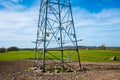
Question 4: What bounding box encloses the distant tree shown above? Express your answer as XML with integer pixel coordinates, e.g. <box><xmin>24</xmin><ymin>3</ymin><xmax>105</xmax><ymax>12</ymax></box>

<box><xmin>7</xmin><ymin>46</ymin><xmax>19</xmax><ymax>51</ymax></box>
<box><xmin>0</xmin><ymin>47</ymin><xmax>6</xmax><ymax>53</ymax></box>
<box><xmin>99</xmin><ymin>44</ymin><xmax>106</xmax><ymax>50</ymax></box>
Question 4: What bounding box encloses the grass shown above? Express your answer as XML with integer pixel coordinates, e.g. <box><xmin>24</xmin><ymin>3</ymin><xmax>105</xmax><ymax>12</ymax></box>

<box><xmin>0</xmin><ymin>50</ymin><xmax>120</xmax><ymax>62</ymax></box>
<box><xmin>79</xmin><ymin>50</ymin><xmax>120</xmax><ymax>62</ymax></box>
<box><xmin>0</xmin><ymin>50</ymin><xmax>34</xmax><ymax>61</ymax></box>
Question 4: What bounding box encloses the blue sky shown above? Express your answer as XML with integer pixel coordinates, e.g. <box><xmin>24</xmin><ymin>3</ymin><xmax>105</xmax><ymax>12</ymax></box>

<box><xmin>0</xmin><ymin>0</ymin><xmax>120</xmax><ymax>48</ymax></box>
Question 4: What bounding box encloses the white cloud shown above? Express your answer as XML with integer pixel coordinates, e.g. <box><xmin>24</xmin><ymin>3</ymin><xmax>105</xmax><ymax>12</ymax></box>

<box><xmin>0</xmin><ymin>1</ymin><xmax>39</xmax><ymax>41</ymax></box>
<box><xmin>0</xmin><ymin>0</ymin><xmax>41</xmax><ymax>48</ymax></box>
<box><xmin>0</xmin><ymin>0</ymin><xmax>120</xmax><ymax>47</ymax></box>
<box><xmin>73</xmin><ymin>7</ymin><xmax>120</xmax><ymax>27</ymax></box>
<box><xmin>0</xmin><ymin>0</ymin><xmax>25</xmax><ymax>10</ymax></box>
<box><xmin>0</xmin><ymin>10</ymin><xmax>37</xmax><ymax>31</ymax></box>
<box><xmin>72</xmin><ymin>7</ymin><xmax>120</xmax><ymax>46</ymax></box>
<box><xmin>11</xmin><ymin>0</ymin><xmax>21</xmax><ymax>3</ymax></box>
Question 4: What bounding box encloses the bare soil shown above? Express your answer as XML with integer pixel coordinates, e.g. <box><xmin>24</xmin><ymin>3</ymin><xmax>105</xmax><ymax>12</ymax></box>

<box><xmin>0</xmin><ymin>60</ymin><xmax>120</xmax><ymax>80</ymax></box>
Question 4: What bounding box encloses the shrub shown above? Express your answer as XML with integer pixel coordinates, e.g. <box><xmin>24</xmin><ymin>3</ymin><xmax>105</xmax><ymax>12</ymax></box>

<box><xmin>99</xmin><ymin>45</ymin><xmax>106</xmax><ymax>50</ymax></box>
<box><xmin>0</xmin><ymin>47</ymin><xmax>6</xmax><ymax>53</ymax></box>
<box><xmin>7</xmin><ymin>46</ymin><xmax>19</xmax><ymax>51</ymax></box>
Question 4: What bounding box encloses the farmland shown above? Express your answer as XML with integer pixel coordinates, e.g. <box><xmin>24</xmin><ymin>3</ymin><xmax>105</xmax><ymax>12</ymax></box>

<box><xmin>0</xmin><ymin>49</ymin><xmax>120</xmax><ymax>80</ymax></box>
<box><xmin>0</xmin><ymin>50</ymin><xmax>120</xmax><ymax>62</ymax></box>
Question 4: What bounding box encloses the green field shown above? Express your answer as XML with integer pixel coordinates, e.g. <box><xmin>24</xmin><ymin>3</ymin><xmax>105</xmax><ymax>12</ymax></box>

<box><xmin>0</xmin><ymin>50</ymin><xmax>120</xmax><ymax>62</ymax></box>
<box><xmin>0</xmin><ymin>50</ymin><xmax>34</xmax><ymax>61</ymax></box>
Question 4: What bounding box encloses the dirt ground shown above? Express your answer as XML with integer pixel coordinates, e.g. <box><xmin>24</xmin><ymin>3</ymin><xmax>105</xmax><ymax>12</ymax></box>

<box><xmin>0</xmin><ymin>60</ymin><xmax>120</xmax><ymax>80</ymax></box>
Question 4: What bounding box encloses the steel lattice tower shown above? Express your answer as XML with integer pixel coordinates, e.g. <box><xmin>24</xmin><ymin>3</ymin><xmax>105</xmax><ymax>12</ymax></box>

<box><xmin>34</xmin><ymin>0</ymin><xmax>82</xmax><ymax>71</ymax></box>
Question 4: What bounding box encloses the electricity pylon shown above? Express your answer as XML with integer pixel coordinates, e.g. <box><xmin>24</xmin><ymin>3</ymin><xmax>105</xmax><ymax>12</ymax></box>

<box><xmin>34</xmin><ymin>0</ymin><xmax>82</xmax><ymax>71</ymax></box>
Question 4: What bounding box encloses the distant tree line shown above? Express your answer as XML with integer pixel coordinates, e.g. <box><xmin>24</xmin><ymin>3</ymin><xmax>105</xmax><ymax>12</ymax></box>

<box><xmin>78</xmin><ymin>45</ymin><xmax>120</xmax><ymax>51</ymax></box>
<box><xmin>0</xmin><ymin>46</ymin><xmax>19</xmax><ymax>53</ymax></box>
<box><xmin>0</xmin><ymin>45</ymin><xmax>120</xmax><ymax>53</ymax></box>
<box><xmin>0</xmin><ymin>47</ymin><xmax>6</xmax><ymax>52</ymax></box>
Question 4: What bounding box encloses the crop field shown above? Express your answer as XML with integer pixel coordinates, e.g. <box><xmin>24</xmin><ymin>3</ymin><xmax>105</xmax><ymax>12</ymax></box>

<box><xmin>0</xmin><ymin>50</ymin><xmax>120</xmax><ymax>62</ymax></box>
<box><xmin>0</xmin><ymin>49</ymin><xmax>120</xmax><ymax>80</ymax></box>
<box><xmin>0</xmin><ymin>50</ymin><xmax>34</xmax><ymax>61</ymax></box>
